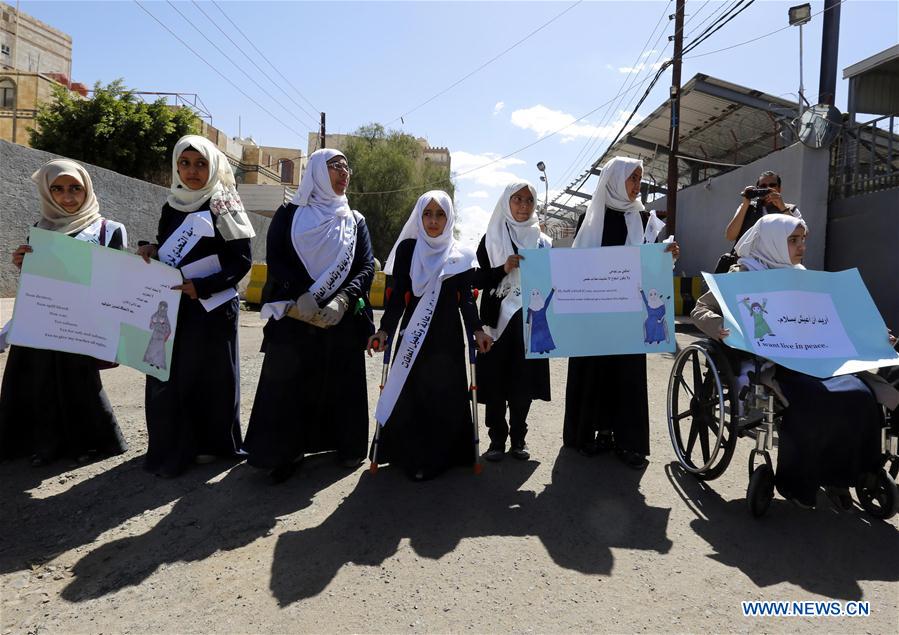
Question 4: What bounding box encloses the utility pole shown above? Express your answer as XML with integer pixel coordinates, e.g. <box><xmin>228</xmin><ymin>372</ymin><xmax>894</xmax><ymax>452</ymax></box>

<box><xmin>11</xmin><ymin>0</ymin><xmax>21</xmax><ymax>144</ymax></box>
<box><xmin>319</xmin><ymin>112</ymin><xmax>326</xmax><ymax>150</ymax></box>
<box><xmin>665</xmin><ymin>0</ymin><xmax>685</xmax><ymax>237</ymax></box>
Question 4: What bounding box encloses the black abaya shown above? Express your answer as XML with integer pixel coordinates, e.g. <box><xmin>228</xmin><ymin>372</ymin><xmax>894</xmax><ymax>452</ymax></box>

<box><xmin>144</xmin><ymin>203</ymin><xmax>250</xmax><ymax>477</ymax></box>
<box><xmin>371</xmin><ymin>238</ymin><xmax>482</xmax><ymax>479</ymax></box>
<box><xmin>0</xmin><ymin>224</ymin><xmax>128</xmax><ymax>464</ymax></box>
<box><xmin>775</xmin><ymin>370</ymin><xmax>882</xmax><ymax>506</ymax></box>
<box><xmin>562</xmin><ymin>209</ymin><xmax>651</xmax><ymax>456</ymax></box>
<box><xmin>473</xmin><ymin>235</ymin><xmax>550</xmax><ymax>450</ymax></box>
<box><xmin>242</xmin><ymin>203</ymin><xmax>375</xmax><ymax>469</ymax></box>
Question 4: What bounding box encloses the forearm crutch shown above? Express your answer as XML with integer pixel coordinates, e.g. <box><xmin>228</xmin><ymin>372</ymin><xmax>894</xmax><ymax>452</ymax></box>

<box><xmin>368</xmin><ymin>335</ymin><xmax>394</xmax><ymax>474</ymax></box>
<box><xmin>467</xmin><ymin>326</ymin><xmax>483</xmax><ymax>475</ymax></box>
<box><xmin>369</xmin><ymin>291</ymin><xmax>410</xmax><ymax>474</ymax></box>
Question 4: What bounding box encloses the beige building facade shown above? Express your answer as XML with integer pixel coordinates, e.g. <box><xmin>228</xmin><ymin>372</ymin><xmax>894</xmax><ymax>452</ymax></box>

<box><xmin>1</xmin><ymin>2</ymin><xmax>72</xmax><ymax>76</ymax></box>
<box><xmin>307</xmin><ymin>132</ymin><xmax>451</xmax><ymax>174</ymax></box>
<box><xmin>0</xmin><ymin>71</ymin><xmax>71</xmax><ymax>146</ymax></box>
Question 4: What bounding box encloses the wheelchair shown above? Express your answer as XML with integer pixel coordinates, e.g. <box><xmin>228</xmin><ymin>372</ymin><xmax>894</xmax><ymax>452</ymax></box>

<box><xmin>666</xmin><ymin>339</ymin><xmax>899</xmax><ymax>519</ymax></box>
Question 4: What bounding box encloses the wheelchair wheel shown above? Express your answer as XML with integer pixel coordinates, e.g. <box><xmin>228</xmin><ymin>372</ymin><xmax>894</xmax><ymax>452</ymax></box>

<box><xmin>747</xmin><ymin>464</ymin><xmax>775</xmax><ymax>517</ymax></box>
<box><xmin>667</xmin><ymin>342</ymin><xmax>737</xmax><ymax>480</ymax></box>
<box><xmin>855</xmin><ymin>470</ymin><xmax>898</xmax><ymax>520</ymax></box>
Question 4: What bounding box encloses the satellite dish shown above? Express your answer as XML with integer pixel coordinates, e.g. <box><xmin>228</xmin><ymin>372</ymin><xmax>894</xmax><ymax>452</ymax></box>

<box><xmin>797</xmin><ymin>104</ymin><xmax>841</xmax><ymax>149</ymax></box>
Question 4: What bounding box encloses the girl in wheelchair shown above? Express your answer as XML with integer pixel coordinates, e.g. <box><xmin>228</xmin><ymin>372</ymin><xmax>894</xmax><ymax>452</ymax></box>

<box><xmin>691</xmin><ymin>215</ymin><xmax>898</xmax><ymax>511</ymax></box>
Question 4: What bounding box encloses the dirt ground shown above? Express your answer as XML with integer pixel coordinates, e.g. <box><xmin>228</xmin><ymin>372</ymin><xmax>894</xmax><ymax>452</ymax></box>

<box><xmin>1</xmin><ymin>298</ymin><xmax>897</xmax><ymax>634</ymax></box>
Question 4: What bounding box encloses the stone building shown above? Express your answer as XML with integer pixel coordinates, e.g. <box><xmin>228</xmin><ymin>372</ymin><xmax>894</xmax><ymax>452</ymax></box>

<box><xmin>306</xmin><ymin>132</ymin><xmax>451</xmax><ymax>174</ymax></box>
<box><xmin>0</xmin><ymin>1</ymin><xmax>71</xmax><ymax>76</ymax></box>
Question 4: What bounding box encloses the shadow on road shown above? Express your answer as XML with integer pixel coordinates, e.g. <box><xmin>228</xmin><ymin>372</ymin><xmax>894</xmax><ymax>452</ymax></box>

<box><xmin>0</xmin><ymin>456</ymin><xmax>234</xmax><ymax>575</ymax></box>
<box><xmin>665</xmin><ymin>462</ymin><xmax>899</xmax><ymax>600</ymax></box>
<box><xmin>59</xmin><ymin>455</ymin><xmax>355</xmax><ymax>601</ymax></box>
<box><xmin>270</xmin><ymin>448</ymin><xmax>673</xmax><ymax>606</ymax></box>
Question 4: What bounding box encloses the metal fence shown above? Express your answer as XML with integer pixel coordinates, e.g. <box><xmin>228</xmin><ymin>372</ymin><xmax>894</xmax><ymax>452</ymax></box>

<box><xmin>829</xmin><ymin>114</ymin><xmax>899</xmax><ymax>200</ymax></box>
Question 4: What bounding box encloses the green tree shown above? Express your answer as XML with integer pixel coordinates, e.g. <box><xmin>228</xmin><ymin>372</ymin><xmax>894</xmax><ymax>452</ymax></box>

<box><xmin>343</xmin><ymin>124</ymin><xmax>455</xmax><ymax>261</ymax></box>
<box><xmin>29</xmin><ymin>79</ymin><xmax>199</xmax><ymax>184</ymax></box>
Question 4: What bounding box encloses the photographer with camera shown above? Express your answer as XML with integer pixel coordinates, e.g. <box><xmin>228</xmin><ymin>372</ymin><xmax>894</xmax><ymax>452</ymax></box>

<box><xmin>715</xmin><ymin>171</ymin><xmax>801</xmax><ymax>273</ymax></box>
<box><xmin>725</xmin><ymin>171</ymin><xmax>801</xmax><ymax>242</ymax></box>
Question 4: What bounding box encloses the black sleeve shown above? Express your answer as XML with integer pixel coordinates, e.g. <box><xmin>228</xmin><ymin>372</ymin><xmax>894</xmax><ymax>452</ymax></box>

<box><xmin>191</xmin><ymin>236</ymin><xmax>253</xmax><ymax>299</ymax></box>
<box><xmin>458</xmin><ymin>271</ymin><xmax>483</xmax><ymax>334</ymax></box>
<box><xmin>472</xmin><ymin>235</ymin><xmax>506</xmax><ymax>291</ymax></box>
<box><xmin>106</xmin><ymin>227</ymin><xmax>125</xmax><ymax>251</ymax></box>
<box><xmin>263</xmin><ymin>204</ymin><xmax>298</xmax><ymax>289</ymax></box>
<box><xmin>379</xmin><ymin>240</ymin><xmax>412</xmax><ymax>336</ymax></box>
<box><xmin>337</xmin><ymin>216</ymin><xmax>375</xmax><ymax>303</ymax></box>
<box><xmin>154</xmin><ymin>207</ymin><xmax>171</xmax><ymax>246</ymax></box>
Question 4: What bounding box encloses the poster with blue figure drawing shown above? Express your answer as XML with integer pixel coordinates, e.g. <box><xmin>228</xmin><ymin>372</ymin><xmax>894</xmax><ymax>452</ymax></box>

<box><xmin>519</xmin><ymin>244</ymin><xmax>675</xmax><ymax>358</ymax></box>
<box><xmin>703</xmin><ymin>268</ymin><xmax>899</xmax><ymax>378</ymax></box>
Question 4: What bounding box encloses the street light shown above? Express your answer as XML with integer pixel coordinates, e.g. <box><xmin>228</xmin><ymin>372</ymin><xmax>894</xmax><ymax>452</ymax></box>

<box><xmin>789</xmin><ymin>3</ymin><xmax>812</xmax><ymax>125</ymax></box>
<box><xmin>536</xmin><ymin>161</ymin><xmax>548</xmax><ymax>226</ymax></box>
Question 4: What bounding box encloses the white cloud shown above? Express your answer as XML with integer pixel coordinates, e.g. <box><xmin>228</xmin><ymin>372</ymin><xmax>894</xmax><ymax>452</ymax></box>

<box><xmin>618</xmin><ymin>59</ymin><xmax>668</xmax><ymax>74</ymax></box>
<box><xmin>493</xmin><ymin>101</ymin><xmax>505</xmax><ymax>115</ymax></box>
<box><xmin>468</xmin><ymin>190</ymin><xmax>490</xmax><ymax>199</ymax></box>
<box><xmin>455</xmin><ymin>204</ymin><xmax>491</xmax><ymax>247</ymax></box>
<box><xmin>451</xmin><ymin>150</ymin><xmax>527</xmax><ymax>188</ymax></box>
<box><xmin>640</xmin><ymin>49</ymin><xmax>658</xmax><ymax>60</ymax></box>
<box><xmin>510</xmin><ymin>105</ymin><xmax>639</xmax><ymax>144</ymax></box>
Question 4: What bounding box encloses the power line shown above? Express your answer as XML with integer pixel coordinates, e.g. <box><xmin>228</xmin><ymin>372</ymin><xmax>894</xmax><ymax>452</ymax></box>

<box><xmin>385</xmin><ymin>0</ymin><xmax>584</xmax><ymax>127</ymax></box>
<box><xmin>133</xmin><ymin>1</ymin><xmax>308</xmax><ymax>141</ymax></box>
<box><xmin>164</xmin><ymin>1</ymin><xmax>314</xmax><ymax>133</ymax></box>
<box><xmin>209</xmin><ymin>0</ymin><xmax>320</xmax><ymax>116</ymax></box>
<box><xmin>349</xmin><ymin>68</ymin><xmax>668</xmax><ymax>196</ymax></box>
<box><xmin>554</xmin><ymin>0</ymin><xmax>719</xmax><ymax>202</ymax></box>
<box><xmin>684</xmin><ymin>0</ymin><xmax>847</xmax><ymax>60</ymax></box>
<box><xmin>189</xmin><ymin>0</ymin><xmax>320</xmax><ymax>128</ymax></box>
<box><xmin>551</xmin><ymin>0</ymin><xmax>767</xmax><ymax>211</ymax></box>
<box><xmin>682</xmin><ymin>0</ymin><xmax>756</xmax><ymax>55</ymax></box>
<box><xmin>553</xmin><ymin>1</ymin><xmax>674</xmax><ymax>190</ymax></box>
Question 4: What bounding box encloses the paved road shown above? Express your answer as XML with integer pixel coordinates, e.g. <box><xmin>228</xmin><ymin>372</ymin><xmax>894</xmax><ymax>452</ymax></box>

<box><xmin>2</xmin><ymin>301</ymin><xmax>897</xmax><ymax>633</ymax></box>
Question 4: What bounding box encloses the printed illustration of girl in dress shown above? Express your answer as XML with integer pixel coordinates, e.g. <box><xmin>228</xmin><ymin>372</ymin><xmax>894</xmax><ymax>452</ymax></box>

<box><xmin>639</xmin><ymin>287</ymin><xmax>670</xmax><ymax>345</ymax></box>
<box><xmin>527</xmin><ymin>288</ymin><xmax>556</xmax><ymax>354</ymax></box>
<box><xmin>741</xmin><ymin>297</ymin><xmax>775</xmax><ymax>340</ymax></box>
<box><xmin>143</xmin><ymin>301</ymin><xmax>172</xmax><ymax>370</ymax></box>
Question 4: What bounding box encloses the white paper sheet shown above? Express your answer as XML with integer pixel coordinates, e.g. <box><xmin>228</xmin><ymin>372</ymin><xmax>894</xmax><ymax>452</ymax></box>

<box><xmin>180</xmin><ymin>254</ymin><xmax>238</xmax><ymax>312</ymax></box>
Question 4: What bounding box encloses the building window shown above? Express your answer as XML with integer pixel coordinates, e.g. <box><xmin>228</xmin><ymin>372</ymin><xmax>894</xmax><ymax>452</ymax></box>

<box><xmin>1</xmin><ymin>44</ymin><xmax>10</xmax><ymax>55</ymax></box>
<box><xmin>0</xmin><ymin>78</ymin><xmax>15</xmax><ymax>108</ymax></box>
<box><xmin>279</xmin><ymin>159</ymin><xmax>294</xmax><ymax>183</ymax></box>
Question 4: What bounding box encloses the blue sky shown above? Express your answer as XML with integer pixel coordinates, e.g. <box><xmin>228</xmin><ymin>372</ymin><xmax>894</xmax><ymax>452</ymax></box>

<box><xmin>20</xmin><ymin>0</ymin><xmax>899</xmax><ymax>245</ymax></box>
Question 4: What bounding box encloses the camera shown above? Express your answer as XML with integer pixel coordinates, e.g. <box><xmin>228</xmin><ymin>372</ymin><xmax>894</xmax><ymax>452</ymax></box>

<box><xmin>743</xmin><ymin>187</ymin><xmax>771</xmax><ymax>199</ymax></box>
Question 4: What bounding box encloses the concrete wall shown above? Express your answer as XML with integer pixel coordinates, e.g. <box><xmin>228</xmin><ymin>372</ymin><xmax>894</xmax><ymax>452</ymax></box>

<box><xmin>826</xmin><ymin>188</ymin><xmax>899</xmax><ymax>333</ymax></box>
<box><xmin>648</xmin><ymin>142</ymin><xmax>830</xmax><ymax>276</ymax></box>
<box><xmin>1</xmin><ymin>140</ymin><xmax>270</xmax><ymax>296</ymax></box>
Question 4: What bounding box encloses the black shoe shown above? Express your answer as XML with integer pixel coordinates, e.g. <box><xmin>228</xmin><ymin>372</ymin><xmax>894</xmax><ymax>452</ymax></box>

<box><xmin>269</xmin><ymin>462</ymin><xmax>297</xmax><ymax>484</ymax></box>
<box><xmin>595</xmin><ymin>432</ymin><xmax>615</xmax><ymax>452</ymax></box>
<box><xmin>509</xmin><ymin>444</ymin><xmax>530</xmax><ymax>460</ymax></box>
<box><xmin>484</xmin><ymin>444</ymin><xmax>505</xmax><ymax>462</ymax></box>
<box><xmin>579</xmin><ymin>441</ymin><xmax>599</xmax><ymax>457</ymax></box>
<box><xmin>615</xmin><ymin>449</ymin><xmax>648</xmax><ymax>470</ymax></box>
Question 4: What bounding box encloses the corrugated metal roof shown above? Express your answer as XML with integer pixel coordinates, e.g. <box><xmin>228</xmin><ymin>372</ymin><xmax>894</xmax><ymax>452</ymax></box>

<box><xmin>550</xmin><ymin>73</ymin><xmax>799</xmax><ymax>218</ymax></box>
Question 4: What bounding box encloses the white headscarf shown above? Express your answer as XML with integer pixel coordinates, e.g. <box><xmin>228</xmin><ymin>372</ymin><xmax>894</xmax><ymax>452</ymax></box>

<box><xmin>485</xmin><ymin>181</ymin><xmax>543</xmax><ymax>267</ymax></box>
<box><xmin>376</xmin><ymin>190</ymin><xmax>476</xmax><ymax>427</ymax></box>
<box><xmin>572</xmin><ymin>156</ymin><xmax>645</xmax><ymax>248</ymax></box>
<box><xmin>735</xmin><ymin>214</ymin><xmax>807</xmax><ymax>271</ymax></box>
<box><xmin>384</xmin><ymin>190</ymin><xmax>473</xmax><ymax>296</ymax></box>
<box><xmin>290</xmin><ymin>149</ymin><xmax>356</xmax><ymax>281</ymax></box>
<box><xmin>31</xmin><ymin>159</ymin><xmax>102</xmax><ymax>236</ymax></box>
<box><xmin>167</xmin><ymin>135</ymin><xmax>255</xmax><ymax>241</ymax></box>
